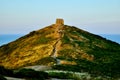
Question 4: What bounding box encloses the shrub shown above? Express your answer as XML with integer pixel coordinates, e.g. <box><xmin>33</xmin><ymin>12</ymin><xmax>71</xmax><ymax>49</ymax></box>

<box><xmin>48</xmin><ymin>72</ymin><xmax>72</xmax><ymax>79</ymax></box>
<box><xmin>0</xmin><ymin>74</ymin><xmax>7</xmax><ymax>80</ymax></box>
<box><xmin>46</xmin><ymin>70</ymin><xmax>91</xmax><ymax>80</ymax></box>
<box><xmin>14</xmin><ymin>68</ymin><xmax>48</xmax><ymax>79</ymax></box>
<box><xmin>0</xmin><ymin>66</ymin><xmax>14</xmax><ymax>77</ymax></box>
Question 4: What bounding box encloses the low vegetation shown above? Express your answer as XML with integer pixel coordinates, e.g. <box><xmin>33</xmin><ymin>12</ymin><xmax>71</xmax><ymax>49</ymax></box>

<box><xmin>46</xmin><ymin>70</ymin><xmax>91</xmax><ymax>80</ymax></box>
<box><xmin>0</xmin><ymin>74</ymin><xmax>7</xmax><ymax>80</ymax></box>
<box><xmin>0</xmin><ymin>66</ymin><xmax>49</xmax><ymax>80</ymax></box>
<box><xmin>52</xmin><ymin>60</ymin><xmax>120</xmax><ymax>78</ymax></box>
<box><xmin>0</xmin><ymin>24</ymin><xmax>120</xmax><ymax>79</ymax></box>
<box><xmin>0</xmin><ymin>65</ymin><xmax>120</xmax><ymax>80</ymax></box>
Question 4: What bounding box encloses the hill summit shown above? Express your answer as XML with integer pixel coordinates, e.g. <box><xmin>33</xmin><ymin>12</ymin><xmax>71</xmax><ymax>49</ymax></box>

<box><xmin>0</xmin><ymin>19</ymin><xmax>120</xmax><ymax>77</ymax></box>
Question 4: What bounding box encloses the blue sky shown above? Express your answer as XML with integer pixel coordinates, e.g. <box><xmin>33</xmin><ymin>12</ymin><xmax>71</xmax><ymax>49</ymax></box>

<box><xmin>0</xmin><ymin>0</ymin><xmax>120</xmax><ymax>34</ymax></box>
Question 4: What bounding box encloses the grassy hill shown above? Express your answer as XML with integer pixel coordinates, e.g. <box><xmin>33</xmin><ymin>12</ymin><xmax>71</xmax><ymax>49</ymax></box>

<box><xmin>0</xmin><ymin>20</ymin><xmax>120</xmax><ymax>78</ymax></box>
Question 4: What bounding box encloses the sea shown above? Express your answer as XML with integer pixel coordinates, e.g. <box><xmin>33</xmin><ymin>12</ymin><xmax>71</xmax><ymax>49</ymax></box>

<box><xmin>0</xmin><ymin>34</ymin><xmax>120</xmax><ymax>46</ymax></box>
<box><xmin>0</xmin><ymin>34</ymin><xmax>24</xmax><ymax>46</ymax></box>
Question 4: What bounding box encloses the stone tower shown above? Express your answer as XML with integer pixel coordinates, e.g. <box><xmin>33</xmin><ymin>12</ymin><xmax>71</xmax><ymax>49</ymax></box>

<box><xmin>56</xmin><ymin>18</ymin><xmax>64</xmax><ymax>25</ymax></box>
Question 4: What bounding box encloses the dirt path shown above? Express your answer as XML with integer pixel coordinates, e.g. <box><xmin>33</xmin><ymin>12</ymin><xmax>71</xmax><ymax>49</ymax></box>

<box><xmin>50</xmin><ymin>25</ymin><xmax>64</xmax><ymax>65</ymax></box>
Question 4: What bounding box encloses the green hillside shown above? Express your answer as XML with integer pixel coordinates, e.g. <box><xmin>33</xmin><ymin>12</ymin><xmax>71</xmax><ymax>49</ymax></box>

<box><xmin>0</xmin><ymin>19</ymin><xmax>120</xmax><ymax>78</ymax></box>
